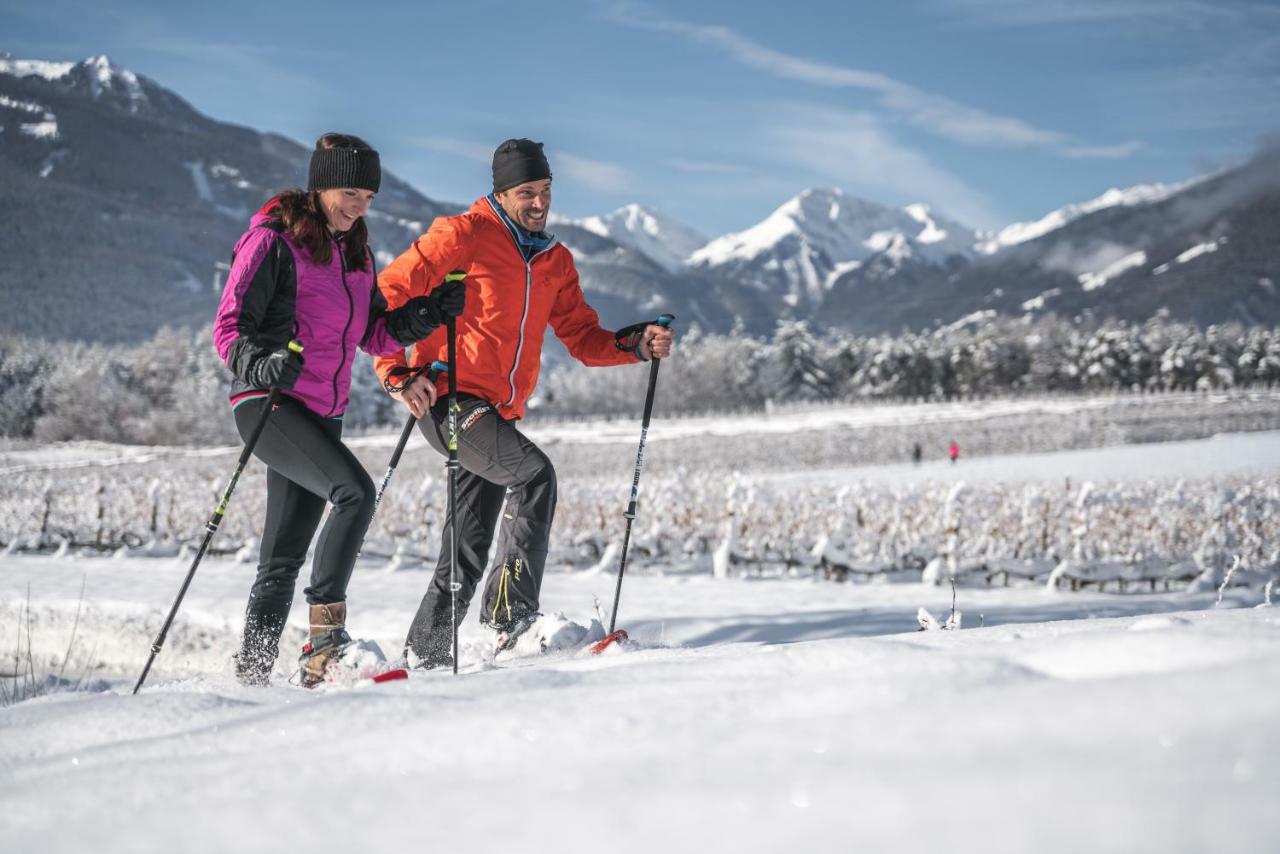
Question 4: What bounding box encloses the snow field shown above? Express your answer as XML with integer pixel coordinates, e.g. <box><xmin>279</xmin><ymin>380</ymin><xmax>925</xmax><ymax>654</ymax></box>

<box><xmin>2</xmin><ymin>418</ymin><xmax>1279</xmax><ymax>852</ymax></box>
<box><xmin>1</xmin><ymin>556</ymin><xmax>1277</xmax><ymax>854</ymax></box>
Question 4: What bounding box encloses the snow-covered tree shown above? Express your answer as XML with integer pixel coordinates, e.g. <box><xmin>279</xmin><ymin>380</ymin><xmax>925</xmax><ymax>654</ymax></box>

<box><xmin>763</xmin><ymin>319</ymin><xmax>833</xmax><ymax>401</ymax></box>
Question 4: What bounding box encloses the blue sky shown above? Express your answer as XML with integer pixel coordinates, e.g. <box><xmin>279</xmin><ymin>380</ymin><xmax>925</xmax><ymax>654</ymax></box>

<box><xmin>5</xmin><ymin>0</ymin><xmax>1278</xmax><ymax>235</ymax></box>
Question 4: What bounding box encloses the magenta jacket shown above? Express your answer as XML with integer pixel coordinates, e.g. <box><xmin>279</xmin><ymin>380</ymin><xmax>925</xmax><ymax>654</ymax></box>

<box><xmin>213</xmin><ymin>208</ymin><xmax>403</xmax><ymax>418</ymax></box>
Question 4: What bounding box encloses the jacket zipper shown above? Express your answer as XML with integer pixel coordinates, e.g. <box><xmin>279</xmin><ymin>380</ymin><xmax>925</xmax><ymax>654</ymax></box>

<box><xmin>332</xmin><ymin>237</ymin><xmax>355</xmax><ymax>417</ymax></box>
<box><xmin>505</xmin><ymin>261</ymin><xmax>533</xmax><ymax>407</ymax></box>
<box><xmin>503</xmin><ymin>242</ymin><xmax>560</xmax><ymax>407</ymax></box>
<box><xmin>486</xmin><ymin>196</ymin><xmax>561</xmax><ymax>408</ymax></box>
<box><xmin>483</xmin><ymin>197</ymin><xmax>555</xmax><ymax>407</ymax></box>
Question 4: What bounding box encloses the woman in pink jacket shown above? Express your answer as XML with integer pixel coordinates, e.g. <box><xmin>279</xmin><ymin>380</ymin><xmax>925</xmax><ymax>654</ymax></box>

<box><xmin>213</xmin><ymin>133</ymin><xmax>463</xmax><ymax>686</ymax></box>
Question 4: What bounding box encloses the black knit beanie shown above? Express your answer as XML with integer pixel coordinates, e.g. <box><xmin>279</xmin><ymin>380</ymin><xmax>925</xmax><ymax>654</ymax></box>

<box><xmin>492</xmin><ymin>138</ymin><xmax>551</xmax><ymax>193</ymax></box>
<box><xmin>308</xmin><ymin>146</ymin><xmax>381</xmax><ymax>193</ymax></box>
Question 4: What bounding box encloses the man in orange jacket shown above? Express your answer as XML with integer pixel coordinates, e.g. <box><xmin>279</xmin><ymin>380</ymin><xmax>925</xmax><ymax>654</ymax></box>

<box><xmin>375</xmin><ymin>138</ymin><xmax>674</xmax><ymax>667</ymax></box>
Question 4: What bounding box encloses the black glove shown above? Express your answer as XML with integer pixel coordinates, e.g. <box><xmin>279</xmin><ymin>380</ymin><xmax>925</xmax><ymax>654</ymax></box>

<box><xmin>614</xmin><ymin>321</ymin><xmax>651</xmax><ymax>360</ymax></box>
<box><xmin>249</xmin><ymin>346</ymin><xmax>304</xmax><ymax>390</ymax></box>
<box><xmin>614</xmin><ymin>314</ymin><xmax>674</xmax><ymax>361</ymax></box>
<box><xmin>386</xmin><ymin>280</ymin><xmax>467</xmax><ymax>345</ymax></box>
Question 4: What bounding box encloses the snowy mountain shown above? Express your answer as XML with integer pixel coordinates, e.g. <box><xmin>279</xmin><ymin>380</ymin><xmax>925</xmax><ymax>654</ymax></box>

<box><xmin>947</xmin><ymin>145</ymin><xmax>1280</xmax><ymax>330</ymax></box>
<box><xmin>818</xmin><ymin>147</ymin><xmax>1280</xmax><ymax>334</ymax></box>
<box><xmin>0</xmin><ymin>52</ymin><xmax>749</xmax><ymax>344</ymax></box>
<box><xmin>559</xmin><ymin>203</ymin><xmax>709</xmax><ymax>273</ymax></box>
<box><xmin>3</xmin><ymin>52</ymin><xmax>1278</xmax><ymax>345</ymax></box>
<box><xmin>0</xmin><ymin>53</ymin><xmax>181</xmax><ymax>121</ymax></box>
<box><xmin>973</xmin><ymin>180</ymin><xmax>1199</xmax><ymax>255</ymax></box>
<box><xmin>688</xmin><ymin>188</ymin><xmax>979</xmax><ymax>313</ymax></box>
<box><xmin>0</xmin><ymin>53</ymin><xmax>461</xmax><ymax>343</ymax></box>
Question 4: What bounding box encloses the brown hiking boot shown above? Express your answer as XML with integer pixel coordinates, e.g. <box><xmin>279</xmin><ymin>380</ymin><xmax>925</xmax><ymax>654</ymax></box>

<box><xmin>298</xmin><ymin>602</ymin><xmax>351</xmax><ymax>688</ymax></box>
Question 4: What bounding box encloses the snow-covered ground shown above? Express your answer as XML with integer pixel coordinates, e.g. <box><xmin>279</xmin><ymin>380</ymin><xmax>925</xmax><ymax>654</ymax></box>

<box><xmin>3</xmin><ymin>430</ymin><xmax>1278</xmax><ymax>853</ymax></box>
<box><xmin>1</xmin><ymin>561</ymin><xmax>1276</xmax><ymax>854</ymax></box>
<box><xmin>760</xmin><ymin>428</ymin><xmax>1280</xmax><ymax>486</ymax></box>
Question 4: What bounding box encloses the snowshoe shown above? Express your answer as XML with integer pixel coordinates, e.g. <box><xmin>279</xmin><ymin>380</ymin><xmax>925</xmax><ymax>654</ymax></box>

<box><xmin>589</xmin><ymin>630</ymin><xmax>629</xmax><ymax>654</ymax></box>
<box><xmin>492</xmin><ymin>612</ymin><xmax>543</xmax><ymax>654</ymax></box>
<box><xmin>320</xmin><ymin>639</ymin><xmax>408</xmax><ymax>686</ymax></box>
<box><xmin>297</xmin><ymin>602</ymin><xmax>352</xmax><ymax>688</ymax></box>
<box><xmin>298</xmin><ymin>627</ymin><xmax>354</xmax><ymax>688</ymax></box>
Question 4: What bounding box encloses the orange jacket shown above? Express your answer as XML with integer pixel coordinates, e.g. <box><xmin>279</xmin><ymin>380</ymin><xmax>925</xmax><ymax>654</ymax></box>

<box><xmin>375</xmin><ymin>196</ymin><xmax>639</xmax><ymax>419</ymax></box>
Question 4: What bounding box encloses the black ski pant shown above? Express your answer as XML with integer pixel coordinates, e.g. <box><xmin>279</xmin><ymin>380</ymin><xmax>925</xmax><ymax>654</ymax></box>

<box><xmin>234</xmin><ymin>396</ymin><xmax>376</xmax><ymax>621</ymax></box>
<box><xmin>404</xmin><ymin>393</ymin><xmax>557</xmax><ymax>664</ymax></box>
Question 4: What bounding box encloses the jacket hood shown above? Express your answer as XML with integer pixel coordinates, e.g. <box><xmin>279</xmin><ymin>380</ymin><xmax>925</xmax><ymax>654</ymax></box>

<box><xmin>250</xmin><ymin>200</ymin><xmax>279</xmax><ymax>228</ymax></box>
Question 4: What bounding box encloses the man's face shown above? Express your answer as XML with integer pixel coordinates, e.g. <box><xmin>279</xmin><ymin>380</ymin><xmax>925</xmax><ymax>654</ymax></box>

<box><xmin>496</xmin><ymin>179</ymin><xmax>551</xmax><ymax>232</ymax></box>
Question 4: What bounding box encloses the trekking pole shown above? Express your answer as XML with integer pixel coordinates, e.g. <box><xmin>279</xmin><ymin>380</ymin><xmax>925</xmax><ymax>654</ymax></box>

<box><xmin>602</xmin><ymin>314</ymin><xmax>674</xmax><ymax>643</ymax></box>
<box><xmin>133</xmin><ymin>341</ymin><xmax>302</xmax><ymax>694</ymax></box>
<box><xmin>373</xmin><ymin>360</ymin><xmax>448</xmax><ymax>514</ymax></box>
<box><xmin>441</xmin><ymin>271</ymin><xmax>466</xmax><ymax>675</ymax></box>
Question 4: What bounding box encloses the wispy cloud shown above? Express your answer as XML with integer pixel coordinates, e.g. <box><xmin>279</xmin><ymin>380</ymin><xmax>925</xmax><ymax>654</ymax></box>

<box><xmin>413</xmin><ymin>136</ymin><xmax>493</xmax><ymax>163</ymax></box>
<box><xmin>933</xmin><ymin>0</ymin><xmax>1280</xmax><ymax>136</ymax></box>
<box><xmin>1128</xmin><ymin>29</ymin><xmax>1280</xmax><ymax>132</ymax></box>
<box><xmin>413</xmin><ymin>138</ymin><xmax>631</xmax><ymax>192</ymax></box>
<box><xmin>555</xmin><ymin>152</ymin><xmax>632</xmax><ymax>192</ymax></box>
<box><xmin>1062</xmin><ymin>140</ymin><xmax>1147</xmax><ymax>159</ymax></box>
<box><xmin>930</xmin><ymin>0</ymin><xmax>1260</xmax><ymax>27</ymax></box>
<box><xmin>662</xmin><ymin>157</ymin><xmax>747</xmax><ymax>175</ymax></box>
<box><xmin>763</xmin><ymin>104</ymin><xmax>1004</xmax><ymax>228</ymax></box>
<box><xmin>601</xmin><ymin>1</ymin><xmax>1069</xmax><ymax>149</ymax></box>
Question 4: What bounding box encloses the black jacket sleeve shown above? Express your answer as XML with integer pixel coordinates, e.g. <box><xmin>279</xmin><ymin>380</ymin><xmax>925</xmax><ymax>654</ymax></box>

<box><xmin>220</xmin><ymin>228</ymin><xmax>291</xmax><ymax>384</ymax></box>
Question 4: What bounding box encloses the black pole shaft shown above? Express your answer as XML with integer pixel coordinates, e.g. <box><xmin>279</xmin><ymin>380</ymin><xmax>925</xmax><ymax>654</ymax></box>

<box><xmin>351</xmin><ymin>413</ymin><xmax>419</xmax><ymax>567</ymax></box>
<box><xmin>370</xmin><ymin>361</ymin><xmax>443</xmax><ymax>536</ymax></box>
<box><xmin>446</xmin><ymin>316</ymin><xmax>460</xmax><ymax>675</ymax></box>
<box><xmin>373</xmin><ymin>415</ymin><xmax>417</xmax><ymax>513</ymax></box>
<box><xmin>132</xmin><ymin>388</ymin><xmax>280</xmax><ymax>694</ymax></box>
<box><xmin>607</xmin><ymin>357</ymin><xmax>662</xmax><ymax>635</ymax></box>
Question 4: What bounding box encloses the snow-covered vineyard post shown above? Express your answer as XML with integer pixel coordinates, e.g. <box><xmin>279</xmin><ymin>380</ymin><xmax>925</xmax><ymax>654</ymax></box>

<box><xmin>9</xmin><ymin>460</ymin><xmax>1276</xmax><ymax>595</ymax></box>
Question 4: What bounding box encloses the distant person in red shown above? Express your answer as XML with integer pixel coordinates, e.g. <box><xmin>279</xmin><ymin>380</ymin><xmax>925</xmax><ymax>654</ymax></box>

<box><xmin>949</xmin><ymin>441</ymin><xmax>960</xmax><ymax>464</ymax></box>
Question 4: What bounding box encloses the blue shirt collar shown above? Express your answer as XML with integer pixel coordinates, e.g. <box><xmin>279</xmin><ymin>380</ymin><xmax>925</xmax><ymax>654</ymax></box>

<box><xmin>486</xmin><ymin>193</ymin><xmax>555</xmax><ymax>261</ymax></box>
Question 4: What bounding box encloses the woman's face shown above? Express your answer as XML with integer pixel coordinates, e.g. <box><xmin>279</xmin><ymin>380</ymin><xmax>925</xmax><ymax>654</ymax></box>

<box><xmin>318</xmin><ymin>187</ymin><xmax>375</xmax><ymax>232</ymax></box>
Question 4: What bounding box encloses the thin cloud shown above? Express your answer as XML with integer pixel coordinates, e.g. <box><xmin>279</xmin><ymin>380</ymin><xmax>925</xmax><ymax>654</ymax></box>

<box><xmin>554</xmin><ymin>152</ymin><xmax>631</xmax><ymax>191</ymax></box>
<box><xmin>662</xmin><ymin>157</ymin><xmax>747</xmax><ymax>174</ymax></box>
<box><xmin>931</xmin><ymin>0</ymin><xmax>1256</xmax><ymax>26</ymax></box>
<box><xmin>602</xmin><ymin>1</ymin><xmax>1066</xmax><ymax>149</ymax></box>
<box><xmin>413</xmin><ymin>136</ymin><xmax>493</xmax><ymax>163</ymax></box>
<box><xmin>1062</xmin><ymin>140</ymin><xmax>1147</xmax><ymax>159</ymax></box>
<box><xmin>763</xmin><ymin>104</ymin><xmax>1004</xmax><ymax>228</ymax></box>
<box><xmin>410</xmin><ymin>139</ymin><xmax>629</xmax><ymax>192</ymax></box>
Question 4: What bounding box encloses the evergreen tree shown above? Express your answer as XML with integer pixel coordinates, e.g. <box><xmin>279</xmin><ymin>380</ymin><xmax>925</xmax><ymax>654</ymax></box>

<box><xmin>766</xmin><ymin>320</ymin><xmax>833</xmax><ymax>401</ymax></box>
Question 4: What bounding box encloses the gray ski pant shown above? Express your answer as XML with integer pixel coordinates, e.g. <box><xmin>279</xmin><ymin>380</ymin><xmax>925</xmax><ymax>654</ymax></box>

<box><xmin>404</xmin><ymin>393</ymin><xmax>557</xmax><ymax>664</ymax></box>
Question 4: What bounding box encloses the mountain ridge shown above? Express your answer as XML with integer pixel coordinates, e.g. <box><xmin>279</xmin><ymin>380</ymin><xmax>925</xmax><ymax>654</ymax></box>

<box><xmin>2</xmin><ymin>51</ymin><xmax>1276</xmax><ymax>344</ymax></box>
